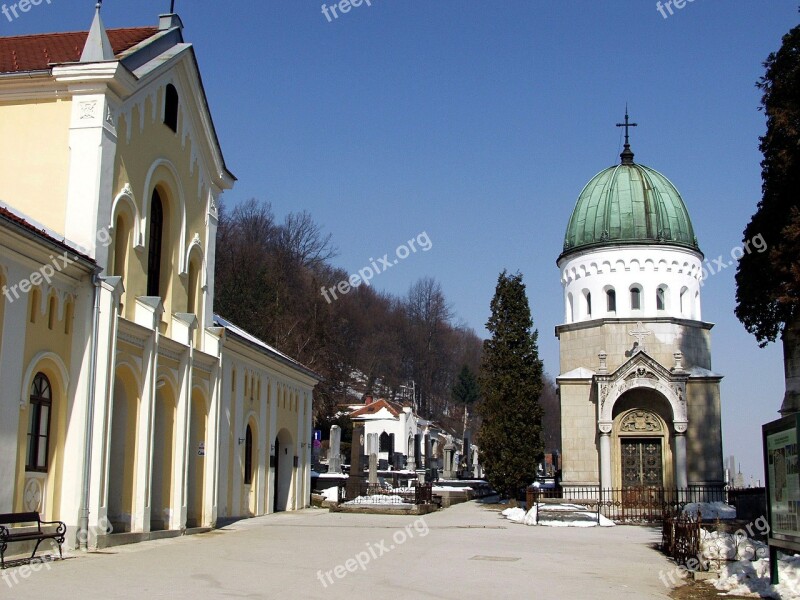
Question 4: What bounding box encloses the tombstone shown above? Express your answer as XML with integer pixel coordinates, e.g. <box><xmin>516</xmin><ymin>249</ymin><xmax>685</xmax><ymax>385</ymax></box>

<box><xmin>346</xmin><ymin>423</ymin><xmax>365</xmax><ymax>500</ymax></box>
<box><xmin>369</xmin><ymin>453</ymin><xmax>378</xmax><ymax>486</ymax></box>
<box><xmin>329</xmin><ymin>425</ymin><xmax>342</xmax><ymax>474</ymax></box>
<box><xmin>407</xmin><ymin>435</ymin><xmax>416</xmax><ymax>471</ymax></box>
<box><xmin>443</xmin><ymin>436</ymin><xmax>456</xmax><ymax>479</ymax></box>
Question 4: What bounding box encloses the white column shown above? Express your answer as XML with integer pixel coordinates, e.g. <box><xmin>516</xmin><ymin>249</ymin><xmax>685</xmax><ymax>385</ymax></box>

<box><xmin>599</xmin><ymin>425</ymin><xmax>612</xmax><ymax>490</ymax></box>
<box><xmin>205</xmin><ymin>355</ymin><xmax>222</xmax><ymax>527</ymax></box>
<box><xmin>303</xmin><ymin>392</ymin><xmax>312</xmax><ymax>508</ymax></box>
<box><xmin>133</xmin><ymin>297</ymin><xmax>163</xmax><ymax>532</ymax></box>
<box><xmin>88</xmin><ymin>277</ymin><xmax>123</xmax><ymax>546</ymax></box>
<box><xmin>294</xmin><ymin>389</ymin><xmax>303</xmax><ymax>510</ymax></box>
<box><xmin>257</xmin><ymin>375</ymin><xmax>268</xmax><ymax>515</ymax></box>
<box><xmin>230</xmin><ymin>367</ymin><xmax>244</xmax><ymax>516</ymax></box>
<box><xmin>267</xmin><ymin>379</ymin><xmax>277</xmax><ymax>514</ymax></box>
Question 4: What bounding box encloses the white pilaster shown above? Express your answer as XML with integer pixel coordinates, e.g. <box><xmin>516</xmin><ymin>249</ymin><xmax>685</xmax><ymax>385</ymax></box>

<box><xmin>0</xmin><ymin>266</ymin><xmax>30</xmax><ymax>512</ymax></box>
<box><xmin>63</xmin><ymin>90</ymin><xmax>119</xmax><ymax>268</ymax></box>
<box><xmin>88</xmin><ymin>277</ymin><xmax>123</xmax><ymax>546</ymax></box>
<box><xmin>133</xmin><ymin>296</ymin><xmax>163</xmax><ymax>532</ymax></box>
<box><xmin>267</xmin><ymin>379</ymin><xmax>277</xmax><ymax>514</ymax></box>
<box><xmin>674</xmin><ymin>426</ymin><xmax>688</xmax><ymax>490</ymax></box>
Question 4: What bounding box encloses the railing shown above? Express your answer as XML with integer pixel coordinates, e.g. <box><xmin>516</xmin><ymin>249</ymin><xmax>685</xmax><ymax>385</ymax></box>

<box><xmin>527</xmin><ymin>486</ymin><xmax>726</xmax><ymax>523</ymax></box>
<box><xmin>662</xmin><ymin>510</ymin><xmax>702</xmax><ymax>565</ymax></box>
<box><xmin>337</xmin><ymin>481</ymin><xmax>433</xmax><ymax>506</ymax></box>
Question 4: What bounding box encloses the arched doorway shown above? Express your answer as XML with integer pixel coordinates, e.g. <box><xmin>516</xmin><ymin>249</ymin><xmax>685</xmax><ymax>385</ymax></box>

<box><xmin>186</xmin><ymin>390</ymin><xmax>207</xmax><ymax>528</ymax></box>
<box><xmin>108</xmin><ymin>368</ymin><xmax>139</xmax><ymax>533</ymax></box>
<box><xmin>273</xmin><ymin>429</ymin><xmax>293</xmax><ymax>512</ymax></box>
<box><xmin>611</xmin><ymin>389</ymin><xmax>674</xmax><ymax>490</ymax></box>
<box><xmin>243</xmin><ymin>420</ymin><xmax>257</xmax><ymax>517</ymax></box>
<box><xmin>151</xmin><ymin>384</ymin><xmax>176</xmax><ymax>531</ymax></box>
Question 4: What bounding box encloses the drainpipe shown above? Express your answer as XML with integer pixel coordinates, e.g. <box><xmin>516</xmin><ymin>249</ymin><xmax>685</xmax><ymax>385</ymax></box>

<box><xmin>79</xmin><ymin>268</ymin><xmax>103</xmax><ymax>550</ymax></box>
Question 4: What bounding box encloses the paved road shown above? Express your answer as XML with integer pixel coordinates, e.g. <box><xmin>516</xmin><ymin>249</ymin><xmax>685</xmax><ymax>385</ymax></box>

<box><xmin>2</xmin><ymin>502</ymin><xmax>679</xmax><ymax>599</ymax></box>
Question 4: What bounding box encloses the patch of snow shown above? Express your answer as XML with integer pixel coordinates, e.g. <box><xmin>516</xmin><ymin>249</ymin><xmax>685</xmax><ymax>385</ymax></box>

<box><xmin>432</xmin><ymin>486</ymin><xmax>471</xmax><ymax>493</ymax></box>
<box><xmin>700</xmin><ymin>529</ymin><xmax>768</xmax><ymax>562</ymax></box>
<box><xmin>344</xmin><ymin>494</ymin><xmax>412</xmax><ymax>506</ymax></box>
<box><xmin>682</xmin><ymin>501</ymin><xmax>736</xmax><ymax>520</ymax></box>
<box><xmin>318</xmin><ymin>473</ymin><xmax>348</xmax><ymax>479</ymax></box>
<box><xmin>501</xmin><ymin>504</ymin><xmax>615</xmax><ymax>527</ymax></box>
<box><xmin>712</xmin><ymin>555</ymin><xmax>800</xmax><ymax>599</ymax></box>
<box><xmin>321</xmin><ymin>486</ymin><xmax>339</xmax><ymax>502</ymax></box>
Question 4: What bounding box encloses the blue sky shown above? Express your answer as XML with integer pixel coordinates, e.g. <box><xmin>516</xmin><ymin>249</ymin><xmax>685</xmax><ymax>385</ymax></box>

<box><xmin>7</xmin><ymin>1</ymin><xmax>798</xmax><ymax>482</ymax></box>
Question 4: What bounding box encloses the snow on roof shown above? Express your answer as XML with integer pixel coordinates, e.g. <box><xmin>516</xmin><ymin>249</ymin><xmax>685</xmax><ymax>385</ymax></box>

<box><xmin>352</xmin><ymin>407</ymin><xmax>398</xmax><ymax>421</ymax></box>
<box><xmin>557</xmin><ymin>367</ymin><xmax>596</xmax><ymax>380</ymax></box>
<box><xmin>687</xmin><ymin>366</ymin><xmax>723</xmax><ymax>379</ymax></box>
<box><xmin>214</xmin><ymin>314</ymin><xmax>320</xmax><ymax>381</ymax></box>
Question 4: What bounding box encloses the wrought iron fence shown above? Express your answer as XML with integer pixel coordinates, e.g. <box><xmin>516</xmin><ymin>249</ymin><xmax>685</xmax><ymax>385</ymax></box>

<box><xmin>662</xmin><ymin>510</ymin><xmax>702</xmax><ymax>565</ymax></box>
<box><xmin>527</xmin><ymin>486</ymin><xmax>726</xmax><ymax>523</ymax></box>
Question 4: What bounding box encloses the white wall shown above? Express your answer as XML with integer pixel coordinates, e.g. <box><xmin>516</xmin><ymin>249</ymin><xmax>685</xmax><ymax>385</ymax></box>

<box><xmin>558</xmin><ymin>245</ymin><xmax>704</xmax><ymax>324</ymax></box>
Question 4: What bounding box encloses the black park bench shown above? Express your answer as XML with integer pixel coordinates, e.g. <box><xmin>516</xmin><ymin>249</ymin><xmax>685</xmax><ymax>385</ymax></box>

<box><xmin>0</xmin><ymin>512</ymin><xmax>66</xmax><ymax>569</ymax></box>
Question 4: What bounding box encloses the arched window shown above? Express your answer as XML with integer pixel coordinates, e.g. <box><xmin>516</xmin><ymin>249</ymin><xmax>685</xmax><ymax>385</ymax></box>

<box><xmin>30</xmin><ymin>288</ymin><xmax>40</xmax><ymax>323</ymax></box>
<box><xmin>680</xmin><ymin>287</ymin><xmax>688</xmax><ymax>317</ymax></box>
<box><xmin>585</xmin><ymin>292</ymin><xmax>592</xmax><ymax>318</ymax></box>
<box><xmin>656</xmin><ymin>287</ymin><xmax>666</xmax><ymax>311</ymax></box>
<box><xmin>187</xmin><ymin>257</ymin><xmax>201</xmax><ymax>315</ymax></box>
<box><xmin>606</xmin><ymin>289</ymin><xmax>616</xmax><ymax>313</ymax></box>
<box><xmin>47</xmin><ymin>296</ymin><xmax>57</xmax><ymax>330</ymax></box>
<box><xmin>112</xmin><ymin>213</ymin><xmax>131</xmax><ymax>279</ymax></box>
<box><xmin>244</xmin><ymin>424</ymin><xmax>254</xmax><ymax>485</ymax></box>
<box><xmin>379</xmin><ymin>432</ymin><xmax>394</xmax><ymax>453</ymax></box>
<box><xmin>27</xmin><ymin>373</ymin><xmax>52</xmax><ymax>472</ymax></box>
<box><xmin>164</xmin><ymin>84</ymin><xmax>179</xmax><ymax>132</ymax></box>
<box><xmin>147</xmin><ymin>190</ymin><xmax>164</xmax><ymax>297</ymax></box>
<box><xmin>630</xmin><ymin>287</ymin><xmax>641</xmax><ymax>311</ymax></box>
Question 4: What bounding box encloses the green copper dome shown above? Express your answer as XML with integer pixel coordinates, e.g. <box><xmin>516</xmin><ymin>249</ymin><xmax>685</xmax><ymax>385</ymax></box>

<box><xmin>560</xmin><ymin>160</ymin><xmax>700</xmax><ymax>260</ymax></box>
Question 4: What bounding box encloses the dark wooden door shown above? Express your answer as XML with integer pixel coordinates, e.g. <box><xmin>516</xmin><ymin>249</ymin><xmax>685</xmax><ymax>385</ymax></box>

<box><xmin>621</xmin><ymin>438</ymin><xmax>663</xmax><ymax>488</ymax></box>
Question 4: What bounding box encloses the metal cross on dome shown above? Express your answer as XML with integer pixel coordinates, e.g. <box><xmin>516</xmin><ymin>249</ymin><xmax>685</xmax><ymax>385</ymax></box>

<box><xmin>616</xmin><ymin>106</ymin><xmax>638</xmax><ymax>147</ymax></box>
<box><xmin>629</xmin><ymin>321</ymin><xmax>652</xmax><ymax>352</ymax></box>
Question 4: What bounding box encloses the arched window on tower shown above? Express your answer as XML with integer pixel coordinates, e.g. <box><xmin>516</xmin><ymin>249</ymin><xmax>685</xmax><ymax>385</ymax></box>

<box><xmin>606</xmin><ymin>289</ymin><xmax>616</xmax><ymax>313</ymax></box>
<box><xmin>27</xmin><ymin>373</ymin><xmax>52</xmax><ymax>472</ymax></box>
<box><xmin>147</xmin><ymin>190</ymin><xmax>164</xmax><ymax>297</ymax></box>
<box><xmin>656</xmin><ymin>287</ymin><xmax>666</xmax><ymax>311</ymax></box>
<box><xmin>680</xmin><ymin>287</ymin><xmax>689</xmax><ymax>317</ymax></box>
<box><xmin>585</xmin><ymin>292</ymin><xmax>592</xmax><ymax>318</ymax></box>
<box><xmin>630</xmin><ymin>286</ymin><xmax>642</xmax><ymax>311</ymax></box>
<box><xmin>164</xmin><ymin>84</ymin><xmax>179</xmax><ymax>132</ymax></box>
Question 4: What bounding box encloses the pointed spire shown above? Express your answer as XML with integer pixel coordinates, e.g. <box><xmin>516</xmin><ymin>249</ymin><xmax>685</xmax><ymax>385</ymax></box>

<box><xmin>615</xmin><ymin>106</ymin><xmax>638</xmax><ymax>165</ymax></box>
<box><xmin>80</xmin><ymin>2</ymin><xmax>114</xmax><ymax>63</ymax></box>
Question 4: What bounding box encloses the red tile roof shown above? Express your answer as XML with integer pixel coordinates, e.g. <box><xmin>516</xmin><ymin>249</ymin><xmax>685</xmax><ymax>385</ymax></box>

<box><xmin>0</xmin><ymin>206</ymin><xmax>95</xmax><ymax>263</ymax></box>
<box><xmin>350</xmin><ymin>398</ymin><xmax>403</xmax><ymax>419</ymax></box>
<box><xmin>0</xmin><ymin>27</ymin><xmax>158</xmax><ymax>73</ymax></box>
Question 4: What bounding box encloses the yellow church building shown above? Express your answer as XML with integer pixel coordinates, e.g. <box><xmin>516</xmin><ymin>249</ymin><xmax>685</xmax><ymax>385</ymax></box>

<box><xmin>0</xmin><ymin>7</ymin><xmax>318</xmax><ymax>550</ymax></box>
